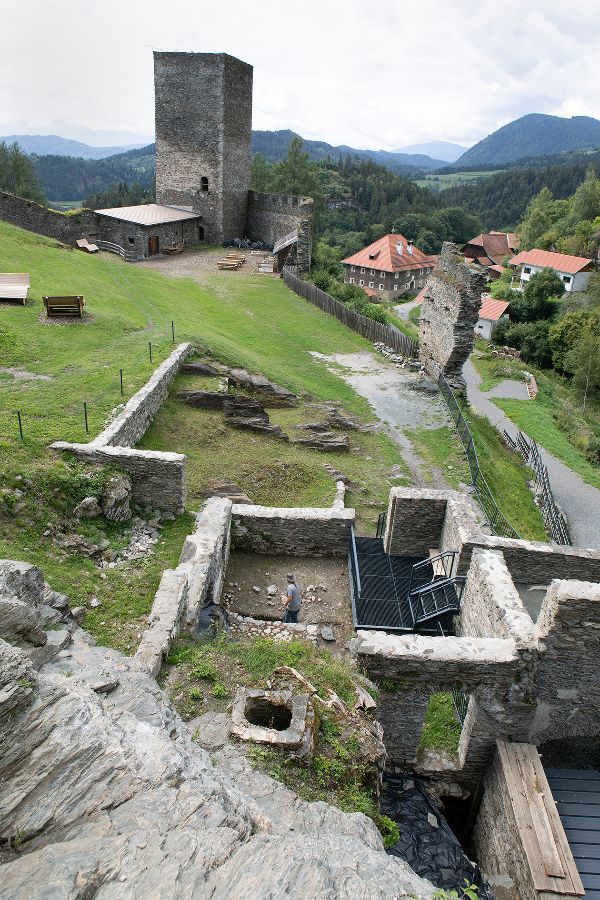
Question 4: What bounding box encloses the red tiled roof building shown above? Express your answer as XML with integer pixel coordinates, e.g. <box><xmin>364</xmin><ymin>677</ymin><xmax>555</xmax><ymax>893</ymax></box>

<box><xmin>341</xmin><ymin>234</ymin><xmax>436</xmax><ymax>301</ymax></box>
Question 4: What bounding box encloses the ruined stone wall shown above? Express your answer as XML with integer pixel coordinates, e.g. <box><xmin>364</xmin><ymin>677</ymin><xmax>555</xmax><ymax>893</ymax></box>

<box><xmin>418</xmin><ymin>242</ymin><xmax>486</xmax><ymax>384</ymax></box>
<box><xmin>154</xmin><ymin>52</ymin><xmax>252</xmax><ymax>242</ymax></box>
<box><xmin>231</xmin><ymin>504</ymin><xmax>354</xmax><ymax>557</ymax></box>
<box><xmin>51</xmin><ymin>344</ymin><xmax>193</xmax><ymax>514</ymax></box>
<box><xmin>0</xmin><ymin>191</ymin><xmax>96</xmax><ymax>244</ymax></box>
<box><xmin>383</xmin><ymin>487</ymin><xmax>449</xmax><ymax>558</ymax></box>
<box><xmin>95</xmin><ymin>343</ymin><xmax>193</xmax><ymax>447</ymax></box>
<box><xmin>458</xmin><ymin>549</ymin><xmax>535</xmax><ymax>644</ymax></box>
<box><xmin>531</xmin><ymin>579</ymin><xmax>600</xmax><ymax>745</ymax></box>
<box><xmin>246</xmin><ymin>191</ymin><xmax>313</xmax><ymax>274</ymax></box>
<box><xmin>135</xmin><ymin>498</ymin><xmax>232</xmax><ymax>676</ymax></box>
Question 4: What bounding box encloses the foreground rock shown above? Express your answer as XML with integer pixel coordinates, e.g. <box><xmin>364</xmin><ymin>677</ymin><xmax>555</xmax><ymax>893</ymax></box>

<box><xmin>0</xmin><ymin>562</ymin><xmax>434</xmax><ymax>898</ymax></box>
<box><xmin>224</xmin><ymin>395</ymin><xmax>288</xmax><ymax>440</ymax></box>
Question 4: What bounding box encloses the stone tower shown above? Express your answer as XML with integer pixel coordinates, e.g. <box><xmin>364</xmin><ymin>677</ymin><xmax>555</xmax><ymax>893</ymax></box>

<box><xmin>154</xmin><ymin>52</ymin><xmax>253</xmax><ymax>243</ymax></box>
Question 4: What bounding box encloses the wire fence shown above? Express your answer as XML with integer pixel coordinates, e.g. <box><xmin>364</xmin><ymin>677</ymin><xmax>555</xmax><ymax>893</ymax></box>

<box><xmin>437</xmin><ymin>373</ymin><xmax>521</xmax><ymax>540</ymax></box>
<box><xmin>4</xmin><ymin>320</ymin><xmax>180</xmax><ymax>446</ymax></box>
<box><xmin>283</xmin><ymin>266</ymin><xmax>418</xmax><ymax>358</ymax></box>
<box><xmin>504</xmin><ymin>429</ymin><xmax>571</xmax><ymax>546</ymax></box>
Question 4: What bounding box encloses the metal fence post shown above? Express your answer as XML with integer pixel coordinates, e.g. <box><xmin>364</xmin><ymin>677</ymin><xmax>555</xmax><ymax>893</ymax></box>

<box><xmin>84</xmin><ymin>402</ymin><xmax>89</xmax><ymax>435</ymax></box>
<box><xmin>17</xmin><ymin>411</ymin><xmax>23</xmax><ymax>440</ymax></box>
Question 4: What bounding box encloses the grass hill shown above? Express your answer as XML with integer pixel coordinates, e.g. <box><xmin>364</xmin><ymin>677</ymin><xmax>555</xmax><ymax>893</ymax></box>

<box><xmin>457</xmin><ymin>114</ymin><xmax>600</xmax><ymax>167</ymax></box>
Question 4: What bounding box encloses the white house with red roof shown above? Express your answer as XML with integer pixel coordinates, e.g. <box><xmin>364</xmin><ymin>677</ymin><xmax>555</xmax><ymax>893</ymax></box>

<box><xmin>509</xmin><ymin>249</ymin><xmax>595</xmax><ymax>293</ymax></box>
<box><xmin>476</xmin><ymin>295</ymin><xmax>510</xmax><ymax>340</ymax></box>
<box><xmin>341</xmin><ymin>234</ymin><xmax>436</xmax><ymax>301</ymax></box>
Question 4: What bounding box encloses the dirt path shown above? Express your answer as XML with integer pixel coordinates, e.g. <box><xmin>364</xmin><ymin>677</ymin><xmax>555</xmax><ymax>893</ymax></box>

<box><xmin>464</xmin><ymin>358</ymin><xmax>600</xmax><ymax>549</ymax></box>
<box><xmin>312</xmin><ymin>351</ymin><xmax>453</xmax><ymax>488</ymax></box>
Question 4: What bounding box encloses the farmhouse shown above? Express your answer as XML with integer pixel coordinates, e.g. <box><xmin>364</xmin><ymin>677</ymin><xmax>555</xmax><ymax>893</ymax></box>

<box><xmin>461</xmin><ymin>230</ymin><xmax>518</xmax><ymax>281</ymax></box>
<box><xmin>475</xmin><ymin>295</ymin><xmax>510</xmax><ymax>340</ymax></box>
<box><xmin>509</xmin><ymin>248</ymin><xmax>595</xmax><ymax>292</ymax></box>
<box><xmin>341</xmin><ymin>233</ymin><xmax>436</xmax><ymax>301</ymax></box>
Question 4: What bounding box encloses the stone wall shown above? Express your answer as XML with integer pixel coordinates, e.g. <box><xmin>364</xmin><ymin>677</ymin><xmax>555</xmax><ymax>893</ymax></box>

<box><xmin>246</xmin><ymin>191</ymin><xmax>313</xmax><ymax>274</ymax></box>
<box><xmin>383</xmin><ymin>487</ymin><xmax>450</xmax><ymax>558</ymax></box>
<box><xmin>51</xmin><ymin>343</ymin><xmax>193</xmax><ymax>514</ymax></box>
<box><xmin>458</xmin><ymin>549</ymin><xmax>535</xmax><ymax>645</ymax></box>
<box><xmin>231</xmin><ymin>504</ymin><xmax>354</xmax><ymax>557</ymax></box>
<box><xmin>135</xmin><ymin>498</ymin><xmax>232</xmax><ymax>676</ymax></box>
<box><xmin>418</xmin><ymin>242</ymin><xmax>486</xmax><ymax>385</ymax></box>
<box><xmin>0</xmin><ymin>190</ymin><xmax>96</xmax><ymax>244</ymax></box>
<box><xmin>154</xmin><ymin>52</ymin><xmax>252</xmax><ymax>242</ymax></box>
<box><xmin>94</xmin><ymin>216</ymin><xmax>201</xmax><ymax>259</ymax></box>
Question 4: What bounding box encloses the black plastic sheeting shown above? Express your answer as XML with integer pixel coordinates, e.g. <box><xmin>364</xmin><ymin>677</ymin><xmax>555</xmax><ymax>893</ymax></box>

<box><xmin>381</xmin><ymin>774</ymin><xmax>494</xmax><ymax>899</ymax></box>
<box><xmin>223</xmin><ymin>238</ymin><xmax>273</xmax><ymax>251</ymax></box>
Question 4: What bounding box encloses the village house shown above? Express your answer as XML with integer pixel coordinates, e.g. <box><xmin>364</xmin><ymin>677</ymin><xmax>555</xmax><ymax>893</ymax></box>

<box><xmin>341</xmin><ymin>233</ymin><xmax>436</xmax><ymax>301</ymax></box>
<box><xmin>509</xmin><ymin>248</ymin><xmax>595</xmax><ymax>293</ymax></box>
<box><xmin>461</xmin><ymin>231</ymin><xmax>518</xmax><ymax>280</ymax></box>
<box><xmin>475</xmin><ymin>294</ymin><xmax>510</xmax><ymax>340</ymax></box>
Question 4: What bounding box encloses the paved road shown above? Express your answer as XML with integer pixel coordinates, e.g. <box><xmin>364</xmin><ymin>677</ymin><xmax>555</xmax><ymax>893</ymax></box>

<box><xmin>393</xmin><ymin>297</ymin><xmax>421</xmax><ymax>320</ymax></box>
<box><xmin>463</xmin><ymin>359</ymin><xmax>600</xmax><ymax>549</ymax></box>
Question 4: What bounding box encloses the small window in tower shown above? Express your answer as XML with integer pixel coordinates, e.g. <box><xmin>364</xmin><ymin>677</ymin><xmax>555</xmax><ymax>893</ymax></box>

<box><xmin>201</xmin><ymin>177</ymin><xmax>209</xmax><ymax>192</ymax></box>
<box><xmin>128</xmin><ymin>237</ymin><xmax>135</xmax><ymax>244</ymax></box>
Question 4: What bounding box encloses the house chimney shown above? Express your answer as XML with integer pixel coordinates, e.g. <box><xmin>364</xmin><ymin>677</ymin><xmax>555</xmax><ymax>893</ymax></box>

<box><xmin>396</xmin><ymin>241</ymin><xmax>403</xmax><ymax>256</ymax></box>
<box><xmin>407</xmin><ymin>240</ymin><xmax>414</xmax><ymax>256</ymax></box>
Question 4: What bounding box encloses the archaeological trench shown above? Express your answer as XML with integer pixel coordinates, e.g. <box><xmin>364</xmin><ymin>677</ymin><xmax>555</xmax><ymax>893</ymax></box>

<box><xmin>2</xmin><ymin>245</ymin><xmax>600</xmax><ymax>899</ymax></box>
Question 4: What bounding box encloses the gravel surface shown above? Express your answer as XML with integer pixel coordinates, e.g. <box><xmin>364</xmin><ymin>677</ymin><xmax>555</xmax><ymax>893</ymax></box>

<box><xmin>136</xmin><ymin>248</ymin><xmax>274</xmax><ymax>282</ymax></box>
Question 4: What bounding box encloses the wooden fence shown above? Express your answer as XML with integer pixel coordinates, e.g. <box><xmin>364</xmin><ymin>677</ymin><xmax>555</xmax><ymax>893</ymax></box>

<box><xmin>283</xmin><ymin>267</ymin><xmax>418</xmax><ymax>358</ymax></box>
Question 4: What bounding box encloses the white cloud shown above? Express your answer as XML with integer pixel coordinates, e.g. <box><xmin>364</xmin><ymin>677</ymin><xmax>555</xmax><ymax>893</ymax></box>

<box><xmin>1</xmin><ymin>0</ymin><xmax>599</xmax><ymax>149</ymax></box>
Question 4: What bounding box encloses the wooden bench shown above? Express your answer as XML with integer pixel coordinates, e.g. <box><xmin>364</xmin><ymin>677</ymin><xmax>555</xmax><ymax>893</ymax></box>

<box><xmin>75</xmin><ymin>238</ymin><xmax>98</xmax><ymax>253</ymax></box>
<box><xmin>43</xmin><ymin>296</ymin><xmax>85</xmax><ymax>318</ymax></box>
<box><xmin>163</xmin><ymin>243</ymin><xmax>185</xmax><ymax>255</ymax></box>
<box><xmin>217</xmin><ymin>260</ymin><xmax>242</xmax><ymax>270</ymax></box>
<box><xmin>0</xmin><ymin>273</ymin><xmax>30</xmax><ymax>305</ymax></box>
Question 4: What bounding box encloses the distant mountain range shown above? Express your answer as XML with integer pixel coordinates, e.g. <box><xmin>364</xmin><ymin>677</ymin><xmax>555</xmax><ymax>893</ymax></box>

<box><xmin>250</xmin><ymin>130</ymin><xmax>446</xmax><ymax>172</ymax></box>
<box><xmin>457</xmin><ymin>114</ymin><xmax>600</xmax><ymax>167</ymax></box>
<box><xmin>392</xmin><ymin>140</ymin><xmax>469</xmax><ymax>162</ymax></box>
<box><xmin>0</xmin><ymin>134</ymin><xmax>148</xmax><ymax>160</ymax></box>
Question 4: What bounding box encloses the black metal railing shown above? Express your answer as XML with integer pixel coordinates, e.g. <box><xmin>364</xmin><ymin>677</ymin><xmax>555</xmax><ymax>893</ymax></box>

<box><xmin>511</xmin><ymin>431</ymin><xmax>571</xmax><ymax>545</ymax></box>
<box><xmin>438</xmin><ymin>373</ymin><xmax>521</xmax><ymax>539</ymax></box>
<box><xmin>409</xmin><ymin>576</ymin><xmax>466</xmax><ymax>625</ymax></box>
<box><xmin>451</xmin><ymin>687</ymin><xmax>470</xmax><ymax>725</ymax></box>
<box><xmin>407</xmin><ymin>550</ymin><xmax>457</xmax><ymax>597</ymax></box>
<box><xmin>376</xmin><ymin>511</ymin><xmax>387</xmax><ymax>539</ymax></box>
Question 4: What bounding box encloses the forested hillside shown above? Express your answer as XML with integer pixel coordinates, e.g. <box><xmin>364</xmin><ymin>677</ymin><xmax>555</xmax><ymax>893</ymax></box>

<box><xmin>457</xmin><ymin>114</ymin><xmax>600</xmax><ymax>167</ymax></box>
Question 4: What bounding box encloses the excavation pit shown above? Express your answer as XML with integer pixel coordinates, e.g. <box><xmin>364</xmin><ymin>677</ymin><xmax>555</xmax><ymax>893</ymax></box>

<box><xmin>230</xmin><ymin>688</ymin><xmax>314</xmax><ymax>751</ymax></box>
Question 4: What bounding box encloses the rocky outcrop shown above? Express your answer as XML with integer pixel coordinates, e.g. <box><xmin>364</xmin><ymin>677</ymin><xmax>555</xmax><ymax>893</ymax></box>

<box><xmin>100</xmin><ymin>473</ymin><xmax>132</xmax><ymax>522</ymax></box>
<box><xmin>182</xmin><ymin>360</ymin><xmax>298</xmax><ymax>407</ymax></box>
<box><xmin>0</xmin><ymin>562</ymin><xmax>434</xmax><ymax>898</ymax></box>
<box><xmin>224</xmin><ymin>396</ymin><xmax>288</xmax><ymax>440</ymax></box>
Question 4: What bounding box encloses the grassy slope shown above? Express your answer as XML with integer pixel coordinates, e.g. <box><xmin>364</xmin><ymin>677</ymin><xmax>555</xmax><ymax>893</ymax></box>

<box><xmin>471</xmin><ymin>352</ymin><xmax>600</xmax><ymax>490</ymax></box>
<box><xmin>0</xmin><ymin>221</ymin><xmax>410</xmax><ymax>647</ymax></box>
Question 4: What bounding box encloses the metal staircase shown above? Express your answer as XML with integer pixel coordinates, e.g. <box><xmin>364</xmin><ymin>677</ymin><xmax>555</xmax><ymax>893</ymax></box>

<box><xmin>349</xmin><ymin>532</ymin><xmax>465</xmax><ymax>635</ymax></box>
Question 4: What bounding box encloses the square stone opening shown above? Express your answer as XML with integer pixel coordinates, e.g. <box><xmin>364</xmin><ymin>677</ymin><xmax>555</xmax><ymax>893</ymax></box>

<box><xmin>245</xmin><ymin>696</ymin><xmax>292</xmax><ymax>731</ymax></box>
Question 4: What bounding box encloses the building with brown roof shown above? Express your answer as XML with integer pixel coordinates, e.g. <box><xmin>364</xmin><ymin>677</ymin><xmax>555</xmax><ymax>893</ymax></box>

<box><xmin>476</xmin><ymin>295</ymin><xmax>510</xmax><ymax>340</ymax></box>
<box><xmin>341</xmin><ymin>234</ymin><xmax>436</xmax><ymax>301</ymax></box>
<box><xmin>462</xmin><ymin>231</ymin><xmax>518</xmax><ymax>280</ymax></box>
<box><xmin>509</xmin><ymin>249</ymin><xmax>595</xmax><ymax>293</ymax></box>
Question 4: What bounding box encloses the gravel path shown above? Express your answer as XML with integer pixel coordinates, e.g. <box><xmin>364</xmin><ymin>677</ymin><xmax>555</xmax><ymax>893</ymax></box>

<box><xmin>312</xmin><ymin>351</ymin><xmax>453</xmax><ymax>488</ymax></box>
<box><xmin>393</xmin><ymin>297</ymin><xmax>421</xmax><ymax>320</ymax></box>
<box><xmin>463</xmin><ymin>358</ymin><xmax>600</xmax><ymax>549</ymax></box>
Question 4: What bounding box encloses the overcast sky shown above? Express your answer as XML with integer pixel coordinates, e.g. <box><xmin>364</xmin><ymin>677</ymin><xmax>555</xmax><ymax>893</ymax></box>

<box><xmin>2</xmin><ymin>0</ymin><xmax>600</xmax><ymax>150</ymax></box>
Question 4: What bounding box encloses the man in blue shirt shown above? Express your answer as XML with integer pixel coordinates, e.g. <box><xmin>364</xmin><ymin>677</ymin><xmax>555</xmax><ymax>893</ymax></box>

<box><xmin>282</xmin><ymin>574</ymin><xmax>302</xmax><ymax>623</ymax></box>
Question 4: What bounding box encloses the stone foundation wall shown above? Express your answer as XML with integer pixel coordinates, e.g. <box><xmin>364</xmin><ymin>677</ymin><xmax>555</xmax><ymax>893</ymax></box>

<box><xmin>0</xmin><ymin>191</ymin><xmax>96</xmax><ymax>244</ymax></box>
<box><xmin>135</xmin><ymin>498</ymin><xmax>232</xmax><ymax>676</ymax></box>
<box><xmin>51</xmin><ymin>343</ymin><xmax>193</xmax><ymax>514</ymax></box>
<box><xmin>418</xmin><ymin>242</ymin><xmax>486</xmax><ymax>384</ymax></box>
<box><xmin>231</xmin><ymin>504</ymin><xmax>354</xmax><ymax>556</ymax></box>
<box><xmin>95</xmin><ymin>343</ymin><xmax>193</xmax><ymax>447</ymax></box>
<box><xmin>246</xmin><ymin>191</ymin><xmax>312</xmax><ymax>274</ymax></box>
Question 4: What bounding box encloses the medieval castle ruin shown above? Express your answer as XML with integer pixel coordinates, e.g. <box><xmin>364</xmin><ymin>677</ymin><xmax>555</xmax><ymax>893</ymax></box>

<box><xmin>0</xmin><ymin>52</ymin><xmax>313</xmax><ymax>272</ymax></box>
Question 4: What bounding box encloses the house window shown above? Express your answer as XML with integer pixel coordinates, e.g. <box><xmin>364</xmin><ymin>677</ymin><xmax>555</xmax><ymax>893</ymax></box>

<box><xmin>379</xmin><ymin>283</ymin><xmax>385</xmax><ymax>290</ymax></box>
<box><xmin>394</xmin><ymin>272</ymin><xmax>399</xmax><ymax>279</ymax></box>
<box><xmin>350</xmin><ymin>265</ymin><xmax>355</xmax><ymax>272</ymax></box>
<box><xmin>370</xmin><ymin>269</ymin><xmax>375</xmax><ymax>275</ymax></box>
<box><xmin>369</xmin><ymin>281</ymin><xmax>374</xmax><ymax>288</ymax></box>
<box><xmin>350</xmin><ymin>277</ymin><xmax>355</xmax><ymax>284</ymax></box>
<box><xmin>200</xmin><ymin>176</ymin><xmax>209</xmax><ymax>192</ymax></box>
<box><xmin>393</xmin><ymin>284</ymin><xmax>398</xmax><ymax>291</ymax></box>
<box><xmin>380</xmin><ymin>271</ymin><xmax>385</xmax><ymax>277</ymax></box>
<box><xmin>359</xmin><ymin>279</ymin><xmax>364</xmax><ymax>286</ymax></box>
<box><xmin>128</xmin><ymin>237</ymin><xmax>135</xmax><ymax>245</ymax></box>
<box><xmin>562</xmin><ymin>275</ymin><xmax>571</xmax><ymax>283</ymax></box>
<box><xmin>523</xmin><ymin>266</ymin><xmax>531</xmax><ymax>274</ymax></box>
<box><xmin>360</xmin><ymin>267</ymin><xmax>365</xmax><ymax>274</ymax></box>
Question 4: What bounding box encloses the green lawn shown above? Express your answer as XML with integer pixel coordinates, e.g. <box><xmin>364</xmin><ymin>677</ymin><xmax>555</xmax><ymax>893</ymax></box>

<box><xmin>471</xmin><ymin>350</ymin><xmax>600</xmax><ymax>490</ymax></box>
<box><xmin>406</xmin><ymin>426</ymin><xmax>470</xmax><ymax>490</ymax></box>
<box><xmin>0</xmin><ymin>220</ymin><xmax>411</xmax><ymax>646</ymax></box>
